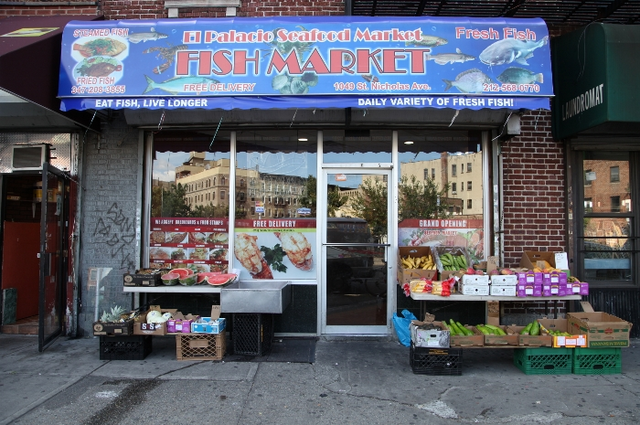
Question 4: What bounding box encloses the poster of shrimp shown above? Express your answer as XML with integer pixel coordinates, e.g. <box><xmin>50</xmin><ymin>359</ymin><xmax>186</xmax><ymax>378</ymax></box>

<box><xmin>234</xmin><ymin>218</ymin><xmax>316</xmax><ymax>280</ymax></box>
<box><xmin>399</xmin><ymin>218</ymin><xmax>484</xmax><ymax>265</ymax></box>
<box><xmin>58</xmin><ymin>16</ymin><xmax>553</xmax><ymax>112</ymax></box>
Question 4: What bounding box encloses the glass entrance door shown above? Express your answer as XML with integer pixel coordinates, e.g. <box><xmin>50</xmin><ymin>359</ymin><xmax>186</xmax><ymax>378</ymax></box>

<box><xmin>322</xmin><ymin>168</ymin><xmax>392</xmax><ymax>335</ymax></box>
<box><xmin>39</xmin><ymin>163</ymin><xmax>68</xmax><ymax>352</ymax></box>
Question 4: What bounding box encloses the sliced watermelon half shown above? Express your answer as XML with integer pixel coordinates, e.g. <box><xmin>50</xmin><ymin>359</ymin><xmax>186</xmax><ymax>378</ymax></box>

<box><xmin>197</xmin><ymin>272</ymin><xmax>220</xmax><ymax>285</ymax></box>
<box><xmin>161</xmin><ymin>272</ymin><xmax>180</xmax><ymax>286</ymax></box>
<box><xmin>206</xmin><ymin>273</ymin><xmax>238</xmax><ymax>286</ymax></box>
<box><xmin>170</xmin><ymin>268</ymin><xmax>193</xmax><ymax>279</ymax></box>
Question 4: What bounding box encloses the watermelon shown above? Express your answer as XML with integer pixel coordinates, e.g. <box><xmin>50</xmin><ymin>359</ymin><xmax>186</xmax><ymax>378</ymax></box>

<box><xmin>161</xmin><ymin>272</ymin><xmax>180</xmax><ymax>286</ymax></box>
<box><xmin>179</xmin><ymin>274</ymin><xmax>198</xmax><ymax>286</ymax></box>
<box><xmin>206</xmin><ymin>273</ymin><xmax>238</xmax><ymax>286</ymax></box>
<box><xmin>171</xmin><ymin>268</ymin><xmax>194</xmax><ymax>279</ymax></box>
<box><xmin>197</xmin><ymin>272</ymin><xmax>221</xmax><ymax>285</ymax></box>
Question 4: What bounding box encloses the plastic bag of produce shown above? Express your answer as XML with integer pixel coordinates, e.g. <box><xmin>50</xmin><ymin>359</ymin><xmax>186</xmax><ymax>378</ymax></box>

<box><xmin>393</xmin><ymin>309</ymin><xmax>417</xmax><ymax>347</ymax></box>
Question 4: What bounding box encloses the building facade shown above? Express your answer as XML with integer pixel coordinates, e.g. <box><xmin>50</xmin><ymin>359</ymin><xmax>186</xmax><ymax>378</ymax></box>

<box><xmin>1</xmin><ymin>1</ymin><xmax>639</xmax><ymax>347</ymax></box>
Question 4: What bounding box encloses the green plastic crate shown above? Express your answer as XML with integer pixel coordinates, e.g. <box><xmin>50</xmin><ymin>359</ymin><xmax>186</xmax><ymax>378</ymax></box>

<box><xmin>513</xmin><ymin>347</ymin><xmax>573</xmax><ymax>375</ymax></box>
<box><xmin>572</xmin><ymin>347</ymin><xmax>622</xmax><ymax>375</ymax></box>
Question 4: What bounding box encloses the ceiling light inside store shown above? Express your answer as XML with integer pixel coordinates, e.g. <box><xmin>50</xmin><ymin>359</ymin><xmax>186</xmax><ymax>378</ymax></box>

<box><xmin>298</xmin><ymin>138</ymin><xmax>308</xmax><ymax>141</ymax></box>
<box><xmin>404</xmin><ymin>140</ymin><xmax>414</xmax><ymax>145</ymax></box>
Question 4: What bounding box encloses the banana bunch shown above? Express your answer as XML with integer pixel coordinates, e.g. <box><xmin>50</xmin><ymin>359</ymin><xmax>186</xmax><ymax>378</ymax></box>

<box><xmin>401</xmin><ymin>255</ymin><xmax>436</xmax><ymax>270</ymax></box>
<box><xmin>439</xmin><ymin>252</ymin><xmax>467</xmax><ymax>271</ymax></box>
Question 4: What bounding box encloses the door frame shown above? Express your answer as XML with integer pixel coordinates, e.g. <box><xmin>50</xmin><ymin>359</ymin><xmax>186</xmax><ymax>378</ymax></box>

<box><xmin>39</xmin><ymin>163</ymin><xmax>69</xmax><ymax>352</ymax></box>
<box><xmin>319</xmin><ymin>164</ymin><xmax>396</xmax><ymax>336</ymax></box>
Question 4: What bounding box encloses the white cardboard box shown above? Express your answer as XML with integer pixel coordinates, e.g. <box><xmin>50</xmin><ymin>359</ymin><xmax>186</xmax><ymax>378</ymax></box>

<box><xmin>410</xmin><ymin>322</ymin><xmax>450</xmax><ymax>348</ymax></box>
<box><xmin>461</xmin><ymin>274</ymin><xmax>490</xmax><ymax>285</ymax></box>
<box><xmin>490</xmin><ymin>275</ymin><xmax>518</xmax><ymax>286</ymax></box>
<box><xmin>459</xmin><ymin>282</ymin><xmax>490</xmax><ymax>296</ymax></box>
<box><xmin>490</xmin><ymin>285</ymin><xmax>517</xmax><ymax>296</ymax></box>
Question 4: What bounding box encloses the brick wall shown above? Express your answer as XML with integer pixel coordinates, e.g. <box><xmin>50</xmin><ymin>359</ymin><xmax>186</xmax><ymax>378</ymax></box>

<box><xmin>0</xmin><ymin>0</ymin><xmax>98</xmax><ymax>18</ymax></box>
<box><xmin>500</xmin><ymin>110</ymin><xmax>566</xmax><ymax>269</ymax></box>
<box><xmin>500</xmin><ymin>111</ymin><xmax>568</xmax><ymax>321</ymax></box>
<box><xmin>77</xmin><ymin>112</ymin><xmax>140</xmax><ymax>336</ymax></box>
<box><xmin>101</xmin><ymin>0</ymin><xmax>344</xmax><ymax>19</ymax></box>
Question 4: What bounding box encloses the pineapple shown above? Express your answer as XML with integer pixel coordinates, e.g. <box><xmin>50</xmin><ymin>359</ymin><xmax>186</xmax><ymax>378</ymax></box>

<box><xmin>99</xmin><ymin>305</ymin><xmax>128</xmax><ymax>323</ymax></box>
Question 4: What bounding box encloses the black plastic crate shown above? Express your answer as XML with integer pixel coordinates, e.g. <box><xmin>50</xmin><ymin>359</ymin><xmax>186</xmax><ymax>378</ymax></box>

<box><xmin>232</xmin><ymin>314</ymin><xmax>274</xmax><ymax>356</ymax></box>
<box><xmin>99</xmin><ymin>335</ymin><xmax>152</xmax><ymax>360</ymax></box>
<box><xmin>410</xmin><ymin>344</ymin><xmax>463</xmax><ymax>375</ymax></box>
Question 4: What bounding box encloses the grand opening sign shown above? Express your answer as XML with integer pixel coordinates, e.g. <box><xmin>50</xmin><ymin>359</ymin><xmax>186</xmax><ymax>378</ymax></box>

<box><xmin>58</xmin><ymin>16</ymin><xmax>553</xmax><ymax>111</ymax></box>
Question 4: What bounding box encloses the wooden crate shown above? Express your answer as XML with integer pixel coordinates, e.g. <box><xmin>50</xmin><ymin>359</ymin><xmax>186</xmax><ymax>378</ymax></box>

<box><xmin>176</xmin><ymin>331</ymin><xmax>226</xmax><ymax>361</ymax></box>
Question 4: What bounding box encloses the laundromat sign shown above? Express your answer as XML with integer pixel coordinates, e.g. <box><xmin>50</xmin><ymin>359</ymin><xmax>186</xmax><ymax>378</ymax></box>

<box><xmin>58</xmin><ymin>16</ymin><xmax>553</xmax><ymax>111</ymax></box>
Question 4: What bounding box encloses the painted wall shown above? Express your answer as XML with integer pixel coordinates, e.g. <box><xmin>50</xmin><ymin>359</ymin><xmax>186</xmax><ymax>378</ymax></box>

<box><xmin>77</xmin><ymin>112</ymin><xmax>140</xmax><ymax>335</ymax></box>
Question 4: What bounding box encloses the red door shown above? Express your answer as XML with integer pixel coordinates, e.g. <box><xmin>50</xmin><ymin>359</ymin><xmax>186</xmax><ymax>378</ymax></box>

<box><xmin>1</xmin><ymin>222</ymin><xmax>40</xmax><ymax>319</ymax></box>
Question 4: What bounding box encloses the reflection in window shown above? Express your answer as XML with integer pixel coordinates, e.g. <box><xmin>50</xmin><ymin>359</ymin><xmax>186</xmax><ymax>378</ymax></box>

<box><xmin>582</xmin><ymin>152</ymin><xmax>630</xmax><ymax>214</ymax></box>
<box><xmin>397</xmin><ymin>130</ymin><xmax>484</xmax><ymax>263</ymax></box>
<box><xmin>236</xmin><ymin>131</ymin><xmax>317</xmax><ymax>219</ymax></box>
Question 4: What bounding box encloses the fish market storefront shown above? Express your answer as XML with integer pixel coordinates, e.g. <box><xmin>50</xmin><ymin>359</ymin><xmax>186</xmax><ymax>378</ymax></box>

<box><xmin>59</xmin><ymin>16</ymin><xmax>554</xmax><ymax>337</ymax></box>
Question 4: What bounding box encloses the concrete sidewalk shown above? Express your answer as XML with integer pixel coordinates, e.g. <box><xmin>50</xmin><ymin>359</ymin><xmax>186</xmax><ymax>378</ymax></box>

<box><xmin>1</xmin><ymin>334</ymin><xmax>639</xmax><ymax>425</ymax></box>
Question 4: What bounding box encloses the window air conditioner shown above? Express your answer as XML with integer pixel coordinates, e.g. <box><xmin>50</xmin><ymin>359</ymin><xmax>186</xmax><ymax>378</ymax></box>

<box><xmin>11</xmin><ymin>144</ymin><xmax>50</xmax><ymax>171</ymax></box>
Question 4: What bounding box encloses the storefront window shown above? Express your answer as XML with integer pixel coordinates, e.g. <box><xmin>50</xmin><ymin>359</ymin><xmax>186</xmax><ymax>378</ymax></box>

<box><xmin>397</xmin><ymin>130</ymin><xmax>485</xmax><ymax>265</ymax></box>
<box><xmin>233</xmin><ymin>131</ymin><xmax>318</xmax><ymax>280</ymax></box>
<box><xmin>149</xmin><ymin>133</ymin><xmax>231</xmax><ymax>273</ymax></box>
<box><xmin>579</xmin><ymin>151</ymin><xmax>634</xmax><ymax>285</ymax></box>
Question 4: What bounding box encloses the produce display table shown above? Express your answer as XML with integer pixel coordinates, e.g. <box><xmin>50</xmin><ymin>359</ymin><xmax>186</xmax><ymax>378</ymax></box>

<box><xmin>410</xmin><ymin>292</ymin><xmax>582</xmax><ymax>321</ymax></box>
<box><xmin>409</xmin><ymin>293</ymin><xmax>582</xmax><ymax>302</ymax></box>
<box><xmin>123</xmin><ymin>286</ymin><xmax>222</xmax><ymax>293</ymax></box>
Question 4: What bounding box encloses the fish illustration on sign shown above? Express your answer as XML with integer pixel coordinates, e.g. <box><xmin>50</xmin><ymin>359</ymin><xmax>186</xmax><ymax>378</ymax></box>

<box><xmin>73</xmin><ymin>38</ymin><xmax>127</xmax><ymax>57</ymax></box>
<box><xmin>497</xmin><ymin>67</ymin><xmax>544</xmax><ymax>84</ymax></box>
<box><xmin>75</xmin><ymin>57</ymin><xmax>122</xmax><ymax>78</ymax></box>
<box><xmin>443</xmin><ymin>68</ymin><xmax>492</xmax><ymax>93</ymax></box>
<box><xmin>479</xmin><ymin>36</ymin><xmax>549</xmax><ymax>66</ymax></box>
<box><xmin>405</xmin><ymin>35</ymin><xmax>448</xmax><ymax>47</ymax></box>
<box><xmin>127</xmin><ymin>27</ymin><xmax>168</xmax><ymax>43</ymax></box>
<box><xmin>143</xmin><ymin>75</ymin><xmax>219</xmax><ymax>94</ymax></box>
<box><xmin>426</xmin><ymin>48</ymin><xmax>475</xmax><ymax>65</ymax></box>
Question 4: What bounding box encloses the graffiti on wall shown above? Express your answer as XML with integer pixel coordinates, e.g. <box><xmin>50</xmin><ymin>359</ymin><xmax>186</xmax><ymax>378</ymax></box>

<box><xmin>93</xmin><ymin>202</ymin><xmax>136</xmax><ymax>270</ymax></box>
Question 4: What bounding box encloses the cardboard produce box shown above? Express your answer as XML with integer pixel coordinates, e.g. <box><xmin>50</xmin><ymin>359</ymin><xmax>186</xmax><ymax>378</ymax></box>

<box><xmin>433</xmin><ymin>246</ymin><xmax>471</xmax><ymax>273</ymax></box>
<box><xmin>398</xmin><ymin>246</ymin><xmax>437</xmax><ymax>284</ymax></box>
<box><xmin>520</xmin><ymin>251</ymin><xmax>556</xmax><ymax>270</ymax></box>
<box><xmin>450</xmin><ymin>326</ymin><xmax>484</xmax><ymax>347</ymax></box>
<box><xmin>123</xmin><ymin>269</ymin><xmax>164</xmax><ymax>287</ymax></box>
<box><xmin>482</xmin><ymin>325</ymin><xmax>519</xmax><ymax>346</ymax></box>
<box><xmin>133</xmin><ymin>305</ymin><xmax>179</xmax><ymax>336</ymax></box>
<box><xmin>567</xmin><ymin>302</ymin><xmax>632</xmax><ymax>348</ymax></box>
<box><xmin>515</xmin><ymin>328</ymin><xmax>553</xmax><ymax>348</ymax></box>
<box><xmin>191</xmin><ymin>306</ymin><xmax>226</xmax><ymax>334</ymax></box>
<box><xmin>538</xmin><ymin>318</ymin><xmax>587</xmax><ymax>348</ymax></box>
<box><xmin>92</xmin><ymin>319</ymin><xmax>134</xmax><ymax>336</ymax></box>
<box><xmin>410</xmin><ymin>320</ymin><xmax>450</xmax><ymax>348</ymax></box>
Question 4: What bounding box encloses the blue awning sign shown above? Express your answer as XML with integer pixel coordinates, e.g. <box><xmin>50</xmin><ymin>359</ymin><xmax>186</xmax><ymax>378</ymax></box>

<box><xmin>58</xmin><ymin>16</ymin><xmax>553</xmax><ymax>111</ymax></box>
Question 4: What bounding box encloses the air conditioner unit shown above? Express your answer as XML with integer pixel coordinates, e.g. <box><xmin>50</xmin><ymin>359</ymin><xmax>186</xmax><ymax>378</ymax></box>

<box><xmin>11</xmin><ymin>144</ymin><xmax>50</xmax><ymax>171</ymax></box>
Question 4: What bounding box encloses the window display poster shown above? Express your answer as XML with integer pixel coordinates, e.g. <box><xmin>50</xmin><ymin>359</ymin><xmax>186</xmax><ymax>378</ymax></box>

<box><xmin>234</xmin><ymin>218</ymin><xmax>316</xmax><ymax>280</ymax></box>
<box><xmin>150</xmin><ymin>217</ymin><xmax>229</xmax><ymax>273</ymax></box>
<box><xmin>399</xmin><ymin>218</ymin><xmax>484</xmax><ymax>263</ymax></box>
